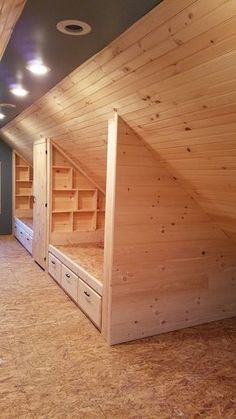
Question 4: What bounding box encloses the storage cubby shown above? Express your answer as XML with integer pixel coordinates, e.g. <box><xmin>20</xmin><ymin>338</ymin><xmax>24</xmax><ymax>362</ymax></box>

<box><xmin>73</xmin><ymin>211</ymin><xmax>96</xmax><ymax>231</ymax></box>
<box><xmin>78</xmin><ymin>190</ymin><xmax>97</xmax><ymax>210</ymax></box>
<box><xmin>52</xmin><ymin>148</ymin><xmax>70</xmax><ymax>167</ymax></box>
<box><xmin>16</xmin><ymin>166</ymin><xmax>30</xmax><ymax>181</ymax></box>
<box><xmin>16</xmin><ymin>196</ymin><xmax>31</xmax><ymax>210</ymax></box>
<box><xmin>73</xmin><ymin>170</ymin><xmax>93</xmax><ymax>189</ymax></box>
<box><xmin>52</xmin><ymin>167</ymin><xmax>72</xmax><ymax>190</ymax></box>
<box><xmin>52</xmin><ymin>212</ymin><xmax>73</xmax><ymax>232</ymax></box>
<box><xmin>15</xmin><ymin>181</ymin><xmax>32</xmax><ymax>196</ymax></box>
<box><xmin>52</xmin><ymin>190</ymin><xmax>77</xmax><ymax>212</ymax></box>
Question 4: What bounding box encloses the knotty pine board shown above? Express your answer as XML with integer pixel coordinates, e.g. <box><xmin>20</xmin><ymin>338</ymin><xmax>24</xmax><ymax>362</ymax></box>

<box><xmin>0</xmin><ymin>0</ymin><xmax>26</xmax><ymax>61</ymax></box>
<box><xmin>102</xmin><ymin>114</ymin><xmax>236</xmax><ymax>345</ymax></box>
<box><xmin>1</xmin><ymin>0</ymin><xmax>236</xmax><ymax>241</ymax></box>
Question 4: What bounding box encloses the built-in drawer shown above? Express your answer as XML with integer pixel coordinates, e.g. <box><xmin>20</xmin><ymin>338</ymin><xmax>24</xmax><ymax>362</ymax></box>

<box><xmin>78</xmin><ymin>279</ymin><xmax>102</xmax><ymax>329</ymax></box>
<box><xmin>18</xmin><ymin>228</ymin><xmax>25</xmax><ymax>246</ymax></box>
<box><xmin>24</xmin><ymin>233</ymin><xmax>33</xmax><ymax>254</ymax></box>
<box><xmin>61</xmin><ymin>264</ymin><xmax>78</xmax><ymax>302</ymax></box>
<box><xmin>48</xmin><ymin>253</ymin><xmax>62</xmax><ymax>284</ymax></box>
<box><xmin>14</xmin><ymin>223</ymin><xmax>19</xmax><ymax>240</ymax></box>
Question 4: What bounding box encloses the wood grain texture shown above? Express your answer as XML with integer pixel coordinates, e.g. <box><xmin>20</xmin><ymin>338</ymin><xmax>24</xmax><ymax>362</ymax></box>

<box><xmin>33</xmin><ymin>139</ymin><xmax>47</xmax><ymax>269</ymax></box>
<box><xmin>13</xmin><ymin>151</ymin><xmax>33</xmax><ymax>219</ymax></box>
<box><xmin>0</xmin><ymin>0</ymin><xmax>26</xmax><ymax>60</ymax></box>
<box><xmin>103</xmin><ymin>115</ymin><xmax>236</xmax><ymax>344</ymax></box>
<box><xmin>1</xmin><ymin>0</ymin><xmax>236</xmax><ymax>240</ymax></box>
<box><xmin>49</xmin><ymin>142</ymin><xmax>105</xmax><ymax>245</ymax></box>
<box><xmin>1</xmin><ymin>235</ymin><xmax>236</xmax><ymax>418</ymax></box>
<box><xmin>56</xmin><ymin>243</ymin><xmax>104</xmax><ymax>284</ymax></box>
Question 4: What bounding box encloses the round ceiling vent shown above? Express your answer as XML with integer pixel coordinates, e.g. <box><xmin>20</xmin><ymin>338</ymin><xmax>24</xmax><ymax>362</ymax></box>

<box><xmin>56</xmin><ymin>19</ymin><xmax>91</xmax><ymax>36</ymax></box>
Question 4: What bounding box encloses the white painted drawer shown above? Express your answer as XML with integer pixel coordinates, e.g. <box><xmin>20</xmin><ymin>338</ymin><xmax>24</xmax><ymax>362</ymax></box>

<box><xmin>18</xmin><ymin>228</ymin><xmax>25</xmax><ymax>246</ymax></box>
<box><xmin>61</xmin><ymin>265</ymin><xmax>78</xmax><ymax>302</ymax></box>
<box><xmin>24</xmin><ymin>233</ymin><xmax>33</xmax><ymax>254</ymax></box>
<box><xmin>14</xmin><ymin>223</ymin><xmax>19</xmax><ymax>240</ymax></box>
<box><xmin>78</xmin><ymin>279</ymin><xmax>102</xmax><ymax>329</ymax></box>
<box><xmin>48</xmin><ymin>253</ymin><xmax>62</xmax><ymax>284</ymax></box>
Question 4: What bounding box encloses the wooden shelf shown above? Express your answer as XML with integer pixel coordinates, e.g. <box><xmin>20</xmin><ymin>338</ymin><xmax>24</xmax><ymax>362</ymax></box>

<box><xmin>16</xmin><ymin>194</ymin><xmax>32</xmax><ymax>197</ymax></box>
<box><xmin>78</xmin><ymin>188</ymin><xmax>97</xmax><ymax>192</ymax></box>
<box><xmin>16</xmin><ymin>179</ymin><xmax>33</xmax><ymax>183</ymax></box>
<box><xmin>53</xmin><ymin>188</ymin><xmax>77</xmax><ymax>191</ymax></box>
<box><xmin>52</xmin><ymin>210</ymin><xmax>72</xmax><ymax>214</ymax></box>
<box><xmin>74</xmin><ymin>209</ymin><xmax>96</xmax><ymax>213</ymax></box>
<box><xmin>52</xmin><ymin>209</ymin><xmax>96</xmax><ymax>214</ymax></box>
<box><xmin>52</xmin><ymin>166</ymin><xmax>71</xmax><ymax>170</ymax></box>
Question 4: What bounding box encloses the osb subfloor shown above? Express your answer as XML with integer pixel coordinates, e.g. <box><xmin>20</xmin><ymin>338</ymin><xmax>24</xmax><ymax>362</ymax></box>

<box><xmin>0</xmin><ymin>236</ymin><xmax>236</xmax><ymax>419</ymax></box>
<box><xmin>57</xmin><ymin>243</ymin><xmax>104</xmax><ymax>283</ymax></box>
<box><xmin>18</xmin><ymin>217</ymin><xmax>33</xmax><ymax>230</ymax></box>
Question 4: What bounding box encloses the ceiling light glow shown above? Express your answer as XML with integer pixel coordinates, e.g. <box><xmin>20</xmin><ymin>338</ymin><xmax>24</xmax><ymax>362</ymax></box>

<box><xmin>27</xmin><ymin>61</ymin><xmax>50</xmax><ymax>75</ymax></box>
<box><xmin>0</xmin><ymin>112</ymin><xmax>5</xmax><ymax>120</ymax></box>
<box><xmin>10</xmin><ymin>85</ymin><xmax>29</xmax><ymax>97</ymax></box>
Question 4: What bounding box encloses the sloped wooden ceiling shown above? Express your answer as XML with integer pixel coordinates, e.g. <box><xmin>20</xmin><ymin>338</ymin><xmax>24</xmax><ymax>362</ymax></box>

<box><xmin>1</xmin><ymin>0</ymin><xmax>236</xmax><ymax>242</ymax></box>
<box><xmin>0</xmin><ymin>0</ymin><xmax>26</xmax><ymax>60</ymax></box>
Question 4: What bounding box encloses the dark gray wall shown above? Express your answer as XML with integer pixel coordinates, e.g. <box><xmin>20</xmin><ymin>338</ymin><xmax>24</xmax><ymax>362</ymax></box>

<box><xmin>0</xmin><ymin>139</ymin><xmax>12</xmax><ymax>235</ymax></box>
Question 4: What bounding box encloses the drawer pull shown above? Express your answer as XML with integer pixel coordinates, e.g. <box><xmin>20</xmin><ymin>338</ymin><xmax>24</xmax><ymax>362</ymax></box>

<box><xmin>51</xmin><ymin>260</ymin><xmax>56</xmax><ymax>265</ymax></box>
<box><xmin>27</xmin><ymin>238</ymin><xmax>29</xmax><ymax>241</ymax></box>
<box><xmin>66</xmin><ymin>273</ymin><xmax>70</xmax><ymax>278</ymax></box>
<box><xmin>20</xmin><ymin>231</ymin><xmax>23</xmax><ymax>235</ymax></box>
<box><xmin>84</xmin><ymin>291</ymin><xmax>90</xmax><ymax>297</ymax></box>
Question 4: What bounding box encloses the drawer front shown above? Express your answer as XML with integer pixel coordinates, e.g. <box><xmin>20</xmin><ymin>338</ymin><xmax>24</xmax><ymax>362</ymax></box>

<box><xmin>61</xmin><ymin>265</ymin><xmax>78</xmax><ymax>302</ymax></box>
<box><xmin>18</xmin><ymin>228</ymin><xmax>25</xmax><ymax>246</ymax></box>
<box><xmin>14</xmin><ymin>223</ymin><xmax>19</xmax><ymax>240</ymax></box>
<box><xmin>48</xmin><ymin>253</ymin><xmax>62</xmax><ymax>284</ymax></box>
<box><xmin>78</xmin><ymin>279</ymin><xmax>102</xmax><ymax>329</ymax></box>
<box><xmin>25</xmin><ymin>233</ymin><xmax>33</xmax><ymax>254</ymax></box>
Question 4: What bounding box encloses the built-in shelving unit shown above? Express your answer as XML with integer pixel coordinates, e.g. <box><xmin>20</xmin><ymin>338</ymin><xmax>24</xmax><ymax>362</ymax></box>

<box><xmin>14</xmin><ymin>153</ymin><xmax>33</xmax><ymax>218</ymax></box>
<box><xmin>51</xmin><ymin>145</ymin><xmax>105</xmax><ymax>233</ymax></box>
<box><xmin>13</xmin><ymin>151</ymin><xmax>34</xmax><ymax>255</ymax></box>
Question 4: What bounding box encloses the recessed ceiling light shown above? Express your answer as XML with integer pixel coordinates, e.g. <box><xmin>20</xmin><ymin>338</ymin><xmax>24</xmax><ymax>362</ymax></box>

<box><xmin>0</xmin><ymin>112</ymin><xmax>5</xmax><ymax>120</ymax></box>
<box><xmin>27</xmin><ymin>61</ymin><xmax>50</xmax><ymax>76</ymax></box>
<box><xmin>10</xmin><ymin>85</ymin><xmax>29</xmax><ymax>97</ymax></box>
<box><xmin>56</xmin><ymin>19</ymin><xmax>91</xmax><ymax>36</ymax></box>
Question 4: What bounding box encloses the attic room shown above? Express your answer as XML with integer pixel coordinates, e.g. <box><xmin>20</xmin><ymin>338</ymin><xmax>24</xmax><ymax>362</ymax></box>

<box><xmin>0</xmin><ymin>0</ymin><xmax>235</xmax><ymax>417</ymax></box>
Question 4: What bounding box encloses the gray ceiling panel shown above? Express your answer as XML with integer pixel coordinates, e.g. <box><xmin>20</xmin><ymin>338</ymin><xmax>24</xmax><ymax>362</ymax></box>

<box><xmin>0</xmin><ymin>0</ymin><xmax>163</xmax><ymax>126</ymax></box>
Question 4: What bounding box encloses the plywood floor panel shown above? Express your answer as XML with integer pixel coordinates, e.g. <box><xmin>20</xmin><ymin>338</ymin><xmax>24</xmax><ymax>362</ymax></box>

<box><xmin>0</xmin><ymin>235</ymin><xmax>235</xmax><ymax>417</ymax></box>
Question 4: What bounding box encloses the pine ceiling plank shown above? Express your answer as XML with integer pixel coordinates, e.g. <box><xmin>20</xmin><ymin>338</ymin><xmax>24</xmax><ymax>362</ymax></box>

<box><xmin>9</xmin><ymin>0</ymin><xmax>233</xmax><ymax>134</ymax></box>
<box><xmin>1</xmin><ymin>0</ymin><xmax>236</xmax><ymax>241</ymax></box>
<box><xmin>0</xmin><ymin>0</ymin><xmax>26</xmax><ymax>61</ymax></box>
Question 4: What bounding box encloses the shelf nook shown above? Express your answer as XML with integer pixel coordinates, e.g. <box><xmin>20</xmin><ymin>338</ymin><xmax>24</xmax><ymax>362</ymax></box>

<box><xmin>50</xmin><ymin>145</ymin><xmax>105</xmax><ymax>235</ymax></box>
<box><xmin>48</xmin><ymin>143</ymin><xmax>106</xmax><ymax>329</ymax></box>
<box><xmin>13</xmin><ymin>151</ymin><xmax>34</xmax><ymax>255</ymax></box>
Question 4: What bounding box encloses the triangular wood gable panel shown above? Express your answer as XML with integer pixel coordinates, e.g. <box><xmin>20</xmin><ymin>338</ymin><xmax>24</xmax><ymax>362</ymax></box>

<box><xmin>103</xmin><ymin>115</ymin><xmax>236</xmax><ymax>344</ymax></box>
